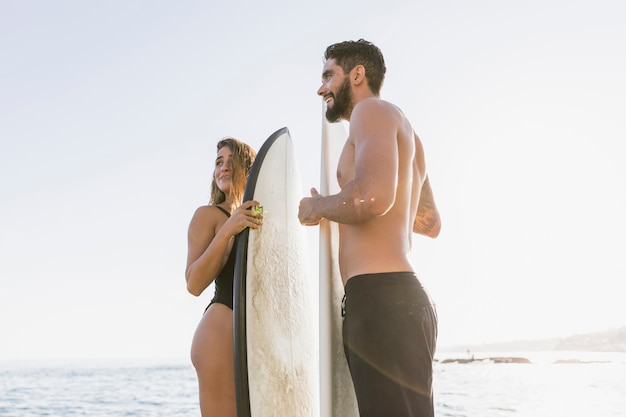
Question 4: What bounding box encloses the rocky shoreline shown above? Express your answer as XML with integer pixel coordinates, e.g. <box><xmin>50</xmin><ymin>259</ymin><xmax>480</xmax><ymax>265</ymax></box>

<box><xmin>439</xmin><ymin>356</ymin><xmax>531</xmax><ymax>364</ymax></box>
<box><xmin>438</xmin><ymin>356</ymin><xmax>614</xmax><ymax>364</ymax></box>
<box><xmin>439</xmin><ymin>326</ymin><xmax>626</xmax><ymax>354</ymax></box>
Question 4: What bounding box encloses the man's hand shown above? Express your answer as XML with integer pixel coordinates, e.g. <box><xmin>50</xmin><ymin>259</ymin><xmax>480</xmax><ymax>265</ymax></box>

<box><xmin>298</xmin><ymin>188</ymin><xmax>323</xmax><ymax>226</ymax></box>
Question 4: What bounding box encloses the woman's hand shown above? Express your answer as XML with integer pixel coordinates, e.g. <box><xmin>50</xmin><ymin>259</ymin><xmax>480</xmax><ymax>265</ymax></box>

<box><xmin>223</xmin><ymin>200</ymin><xmax>264</xmax><ymax>236</ymax></box>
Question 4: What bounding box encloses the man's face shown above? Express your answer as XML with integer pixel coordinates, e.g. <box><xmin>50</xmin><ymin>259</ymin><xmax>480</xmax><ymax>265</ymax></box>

<box><xmin>318</xmin><ymin>59</ymin><xmax>353</xmax><ymax>122</ymax></box>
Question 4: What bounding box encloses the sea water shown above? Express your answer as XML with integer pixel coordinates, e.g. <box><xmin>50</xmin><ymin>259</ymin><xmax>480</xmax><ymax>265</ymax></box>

<box><xmin>435</xmin><ymin>351</ymin><xmax>626</xmax><ymax>417</ymax></box>
<box><xmin>0</xmin><ymin>358</ymin><xmax>197</xmax><ymax>417</ymax></box>
<box><xmin>1</xmin><ymin>352</ymin><xmax>625</xmax><ymax>417</ymax></box>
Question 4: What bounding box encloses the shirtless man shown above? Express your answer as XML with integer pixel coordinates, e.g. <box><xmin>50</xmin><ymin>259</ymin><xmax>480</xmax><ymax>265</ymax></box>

<box><xmin>298</xmin><ymin>39</ymin><xmax>441</xmax><ymax>417</ymax></box>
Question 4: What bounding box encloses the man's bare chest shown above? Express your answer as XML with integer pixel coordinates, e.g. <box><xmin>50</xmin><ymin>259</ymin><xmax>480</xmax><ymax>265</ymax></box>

<box><xmin>336</xmin><ymin>139</ymin><xmax>355</xmax><ymax>189</ymax></box>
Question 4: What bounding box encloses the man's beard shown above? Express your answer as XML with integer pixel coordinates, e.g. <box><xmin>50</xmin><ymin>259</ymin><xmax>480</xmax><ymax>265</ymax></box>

<box><xmin>325</xmin><ymin>76</ymin><xmax>353</xmax><ymax>123</ymax></box>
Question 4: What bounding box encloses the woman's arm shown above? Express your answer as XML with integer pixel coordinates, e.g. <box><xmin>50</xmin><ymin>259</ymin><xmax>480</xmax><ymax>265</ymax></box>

<box><xmin>185</xmin><ymin>201</ymin><xmax>262</xmax><ymax>296</ymax></box>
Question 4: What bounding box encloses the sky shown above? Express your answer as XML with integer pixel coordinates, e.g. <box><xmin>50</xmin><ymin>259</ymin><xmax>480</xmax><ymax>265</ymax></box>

<box><xmin>1</xmin><ymin>0</ymin><xmax>625</xmax><ymax>361</ymax></box>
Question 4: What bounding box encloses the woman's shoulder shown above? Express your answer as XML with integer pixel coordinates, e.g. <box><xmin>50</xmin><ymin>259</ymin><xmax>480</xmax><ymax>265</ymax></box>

<box><xmin>193</xmin><ymin>204</ymin><xmax>229</xmax><ymax>218</ymax></box>
<box><xmin>188</xmin><ymin>205</ymin><xmax>229</xmax><ymax>239</ymax></box>
<box><xmin>190</xmin><ymin>205</ymin><xmax>228</xmax><ymax>225</ymax></box>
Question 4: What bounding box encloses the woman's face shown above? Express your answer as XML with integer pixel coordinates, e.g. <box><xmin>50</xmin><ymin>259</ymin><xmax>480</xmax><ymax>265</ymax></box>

<box><xmin>214</xmin><ymin>145</ymin><xmax>234</xmax><ymax>194</ymax></box>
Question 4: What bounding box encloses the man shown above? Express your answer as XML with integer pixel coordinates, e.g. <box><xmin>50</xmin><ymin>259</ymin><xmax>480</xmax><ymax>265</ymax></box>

<box><xmin>298</xmin><ymin>39</ymin><xmax>441</xmax><ymax>417</ymax></box>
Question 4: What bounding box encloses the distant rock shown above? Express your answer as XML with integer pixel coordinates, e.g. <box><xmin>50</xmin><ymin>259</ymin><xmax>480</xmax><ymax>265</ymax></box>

<box><xmin>553</xmin><ymin>358</ymin><xmax>610</xmax><ymax>364</ymax></box>
<box><xmin>441</xmin><ymin>356</ymin><xmax>530</xmax><ymax>364</ymax></box>
<box><xmin>487</xmin><ymin>356</ymin><xmax>531</xmax><ymax>364</ymax></box>
<box><xmin>440</xmin><ymin>358</ymin><xmax>475</xmax><ymax>364</ymax></box>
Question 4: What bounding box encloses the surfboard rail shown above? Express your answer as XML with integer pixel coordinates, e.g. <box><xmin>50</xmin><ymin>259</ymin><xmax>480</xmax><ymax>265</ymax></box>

<box><xmin>319</xmin><ymin>113</ymin><xmax>359</xmax><ymax>417</ymax></box>
<box><xmin>233</xmin><ymin>126</ymin><xmax>287</xmax><ymax>417</ymax></box>
<box><xmin>233</xmin><ymin>126</ymin><xmax>317</xmax><ymax>417</ymax></box>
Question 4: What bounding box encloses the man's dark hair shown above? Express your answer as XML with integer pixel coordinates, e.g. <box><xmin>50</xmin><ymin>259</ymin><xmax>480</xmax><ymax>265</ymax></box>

<box><xmin>324</xmin><ymin>39</ymin><xmax>386</xmax><ymax>95</ymax></box>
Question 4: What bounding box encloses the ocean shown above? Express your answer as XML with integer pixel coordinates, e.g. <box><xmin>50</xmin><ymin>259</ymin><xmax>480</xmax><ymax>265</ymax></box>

<box><xmin>1</xmin><ymin>352</ymin><xmax>625</xmax><ymax>417</ymax></box>
<box><xmin>434</xmin><ymin>351</ymin><xmax>626</xmax><ymax>417</ymax></box>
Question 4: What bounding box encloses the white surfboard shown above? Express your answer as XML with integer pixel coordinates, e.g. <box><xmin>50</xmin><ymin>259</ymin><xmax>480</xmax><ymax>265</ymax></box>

<box><xmin>233</xmin><ymin>127</ymin><xmax>319</xmax><ymax>417</ymax></box>
<box><xmin>319</xmin><ymin>114</ymin><xmax>359</xmax><ymax>417</ymax></box>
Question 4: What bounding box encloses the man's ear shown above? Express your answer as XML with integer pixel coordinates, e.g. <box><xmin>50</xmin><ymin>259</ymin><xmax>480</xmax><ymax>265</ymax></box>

<box><xmin>351</xmin><ymin>64</ymin><xmax>366</xmax><ymax>85</ymax></box>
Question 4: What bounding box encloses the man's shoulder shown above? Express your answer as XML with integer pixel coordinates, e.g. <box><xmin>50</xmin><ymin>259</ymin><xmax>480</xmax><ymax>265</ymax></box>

<box><xmin>355</xmin><ymin>96</ymin><xmax>394</xmax><ymax>109</ymax></box>
<box><xmin>352</xmin><ymin>97</ymin><xmax>394</xmax><ymax>119</ymax></box>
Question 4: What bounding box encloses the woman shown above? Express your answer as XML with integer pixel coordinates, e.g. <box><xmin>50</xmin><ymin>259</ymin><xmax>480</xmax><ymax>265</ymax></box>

<box><xmin>185</xmin><ymin>137</ymin><xmax>261</xmax><ymax>417</ymax></box>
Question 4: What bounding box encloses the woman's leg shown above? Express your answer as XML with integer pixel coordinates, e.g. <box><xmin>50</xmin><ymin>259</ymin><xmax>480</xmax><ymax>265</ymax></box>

<box><xmin>191</xmin><ymin>303</ymin><xmax>236</xmax><ymax>417</ymax></box>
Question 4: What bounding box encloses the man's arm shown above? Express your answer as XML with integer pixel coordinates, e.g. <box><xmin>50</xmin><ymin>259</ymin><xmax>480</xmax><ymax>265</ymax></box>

<box><xmin>299</xmin><ymin>99</ymin><xmax>397</xmax><ymax>225</ymax></box>
<box><xmin>413</xmin><ymin>175</ymin><xmax>441</xmax><ymax>238</ymax></box>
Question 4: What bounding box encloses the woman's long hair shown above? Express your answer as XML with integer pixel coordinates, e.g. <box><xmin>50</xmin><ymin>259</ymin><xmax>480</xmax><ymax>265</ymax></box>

<box><xmin>209</xmin><ymin>137</ymin><xmax>256</xmax><ymax>211</ymax></box>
